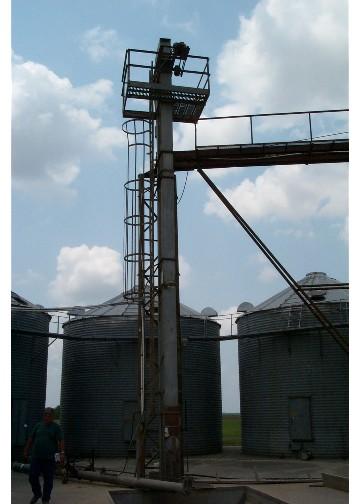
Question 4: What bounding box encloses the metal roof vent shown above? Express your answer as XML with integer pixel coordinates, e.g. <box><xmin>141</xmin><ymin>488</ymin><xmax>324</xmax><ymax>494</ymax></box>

<box><xmin>306</xmin><ymin>271</ymin><xmax>327</xmax><ymax>277</ymax></box>
<box><xmin>309</xmin><ymin>290</ymin><xmax>326</xmax><ymax>301</ymax></box>
<box><xmin>201</xmin><ymin>307</ymin><xmax>218</xmax><ymax>317</ymax></box>
<box><xmin>237</xmin><ymin>302</ymin><xmax>254</xmax><ymax>313</ymax></box>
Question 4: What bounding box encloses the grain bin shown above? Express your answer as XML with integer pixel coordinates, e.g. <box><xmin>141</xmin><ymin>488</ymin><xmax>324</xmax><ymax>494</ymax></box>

<box><xmin>61</xmin><ymin>293</ymin><xmax>222</xmax><ymax>457</ymax></box>
<box><xmin>11</xmin><ymin>292</ymin><xmax>50</xmax><ymax>458</ymax></box>
<box><xmin>237</xmin><ymin>272</ymin><xmax>348</xmax><ymax>458</ymax></box>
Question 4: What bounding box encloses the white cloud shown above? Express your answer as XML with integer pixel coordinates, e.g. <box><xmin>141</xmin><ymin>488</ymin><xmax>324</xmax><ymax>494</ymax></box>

<box><xmin>80</xmin><ymin>26</ymin><xmax>123</xmax><ymax>63</ymax></box>
<box><xmin>179</xmin><ymin>255</ymin><xmax>191</xmax><ymax>289</ymax></box>
<box><xmin>204</xmin><ymin>163</ymin><xmax>348</xmax><ymax>225</ymax></box>
<box><xmin>12</xmin><ymin>57</ymin><xmax>126</xmax><ymax>192</ymax></box>
<box><xmin>216</xmin><ymin>0</ymin><xmax>348</xmax><ymax>113</ymax></box>
<box><xmin>175</xmin><ymin>0</ymin><xmax>348</xmax><ymax>183</ymax></box>
<box><xmin>49</xmin><ymin>245</ymin><xmax>123</xmax><ymax>306</ymax></box>
<box><xmin>253</xmin><ymin>252</ymin><xmax>278</xmax><ymax>284</ymax></box>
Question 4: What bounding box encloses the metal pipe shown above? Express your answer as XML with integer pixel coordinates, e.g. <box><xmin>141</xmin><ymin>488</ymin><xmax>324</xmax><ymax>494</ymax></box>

<box><xmin>75</xmin><ymin>470</ymin><xmax>190</xmax><ymax>493</ymax></box>
<box><xmin>197</xmin><ymin>168</ymin><xmax>348</xmax><ymax>354</ymax></box>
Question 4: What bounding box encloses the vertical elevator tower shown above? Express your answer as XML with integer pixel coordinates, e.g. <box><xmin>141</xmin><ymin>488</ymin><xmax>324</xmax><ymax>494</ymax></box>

<box><xmin>121</xmin><ymin>38</ymin><xmax>210</xmax><ymax>479</ymax></box>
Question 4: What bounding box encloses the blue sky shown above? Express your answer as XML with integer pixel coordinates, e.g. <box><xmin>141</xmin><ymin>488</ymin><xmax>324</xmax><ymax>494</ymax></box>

<box><xmin>11</xmin><ymin>0</ymin><xmax>348</xmax><ymax>410</ymax></box>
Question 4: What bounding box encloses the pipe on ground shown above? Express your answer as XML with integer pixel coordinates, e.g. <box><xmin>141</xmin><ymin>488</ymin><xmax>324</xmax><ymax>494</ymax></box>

<box><xmin>75</xmin><ymin>470</ymin><xmax>190</xmax><ymax>493</ymax></box>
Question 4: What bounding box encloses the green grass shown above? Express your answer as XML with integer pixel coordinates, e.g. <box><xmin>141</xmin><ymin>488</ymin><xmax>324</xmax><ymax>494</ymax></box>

<box><xmin>222</xmin><ymin>414</ymin><xmax>241</xmax><ymax>446</ymax></box>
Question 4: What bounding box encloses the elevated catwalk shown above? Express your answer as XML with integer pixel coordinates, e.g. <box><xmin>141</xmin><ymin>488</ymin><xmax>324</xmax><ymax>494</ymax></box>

<box><xmin>173</xmin><ymin>138</ymin><xmax>349</xmax><ymax>171</ymax></box>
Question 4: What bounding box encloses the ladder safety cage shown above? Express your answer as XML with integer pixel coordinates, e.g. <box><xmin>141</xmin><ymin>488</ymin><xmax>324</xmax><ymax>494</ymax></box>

<box><xmin>122</xmin><ymin>114</ymin><xmax>161</xmax><ymax>475</ymax></box>
<box><xmin>122</xmin><ymin>118</ymin><xmax>156</xmax><ymax>302</ymax></box>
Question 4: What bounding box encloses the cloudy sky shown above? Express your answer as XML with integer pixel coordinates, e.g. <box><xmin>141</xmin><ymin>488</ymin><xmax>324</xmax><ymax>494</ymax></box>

<box><xmin>11</xmin><ymin>0</ymin><xmax>348</xmax><ymax>411</ymax></box>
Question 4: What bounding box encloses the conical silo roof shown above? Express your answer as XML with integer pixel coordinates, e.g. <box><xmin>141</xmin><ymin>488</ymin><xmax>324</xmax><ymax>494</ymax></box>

<box><xmin>11</xmin><ymin>291</ymin><xmax>49</xmax><ymax>317</ymax></box>
<box><xmin>11</xmin><ymin>291</ymin><xmax>36</xmax><ymax>307</ymax></box>
<box><xmin>254</xmin><ymin>272</ymin><xmax>348</xmax><ymax>312</ymax></box>
<box><xmin>72</xmin><ymin>291</ymin><xmax>202</xmax><ymax>320</ymax></box>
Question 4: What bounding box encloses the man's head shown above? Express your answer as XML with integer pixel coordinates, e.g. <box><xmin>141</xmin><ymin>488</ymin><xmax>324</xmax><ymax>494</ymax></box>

<box><xmin>43</xmin><ymin>407</ymin><xmax>55</xmax><ymax>424</ymax></box>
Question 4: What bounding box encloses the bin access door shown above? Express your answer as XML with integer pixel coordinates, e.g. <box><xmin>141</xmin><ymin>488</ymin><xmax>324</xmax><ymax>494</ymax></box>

<box><xmin>289</xmin><ymin>397</ymin><xmax>312</xmax><ymax>441</ymax></box>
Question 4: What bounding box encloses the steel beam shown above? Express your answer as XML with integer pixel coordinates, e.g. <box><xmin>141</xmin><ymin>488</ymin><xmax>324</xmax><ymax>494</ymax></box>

<box><xmin>173</xmin><ymin>139</ymin><xmax>349</xmax><ymax>171</ymax></box>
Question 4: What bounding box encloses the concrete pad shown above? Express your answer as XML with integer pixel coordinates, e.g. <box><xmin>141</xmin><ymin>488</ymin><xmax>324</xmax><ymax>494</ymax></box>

<box><xmin>12</xmin><ymin>472</ymin><xmax>349</xmax><ymax>504</ymax></box>
<box><xmin>11</xmin><ymin>470</ymin><xmax>118</xmax><ymax>504</ymax></box>
<box><xmin>322</xmin><ymin>473</ymin><xmax>349</xmax><ymax>492</ymax></box>
<box><xmin>12</xmin><ymin>449</ymin><xmax>349</xmax><ymax>504</ymax></box>
<box><xmin>109</xmin><ymin>487</ymin><xmax>247</xmax><ymax>504</ymax></box>
<box><xmin>185</xmin><ymin>447</ymin><xmax>348</xmax><ymax>481</ymax></box>
<box><xmin>79</xmin><ymin>447</ymin><xmax>348</xmax><ymax>482</ymax></box>
<box><xmin>247</xmin><ymin>483</ymin><xmax>349</xmax><ymax>504</ymax></box>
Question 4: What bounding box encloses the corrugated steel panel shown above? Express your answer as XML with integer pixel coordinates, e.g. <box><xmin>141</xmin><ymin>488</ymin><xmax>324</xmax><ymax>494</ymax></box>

<box><xmin>61</xmin><ymin>307</ymin><xmax>222</xmax><ymax>458</ymax></box>
<box><xmin>237</xmin><ymin>277</ymin><xmax>349</xmax><ymax>457</ymax></box>
<box><xmin>11</xmin><ymin>293</ymin><xmax>50</xmax><ymax>453</ymax></box>
<box><xmin>237</xmin><ymin>302</ymin><xmax>349</xmax><ymax>337</ymax></box>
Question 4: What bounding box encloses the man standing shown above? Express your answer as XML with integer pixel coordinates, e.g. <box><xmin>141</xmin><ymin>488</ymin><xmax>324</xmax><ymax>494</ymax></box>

<box><xmin>24</xmin><ymin>407</ymin><xmax>64</xmax><ymax>504</ymax></box>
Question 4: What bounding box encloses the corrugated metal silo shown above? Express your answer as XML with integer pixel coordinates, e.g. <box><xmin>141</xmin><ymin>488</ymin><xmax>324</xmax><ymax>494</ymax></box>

<box><xmin>237</xmin><ymin>272</ymin><xmax>348</xmax><ymax>458</ymax></box>
<box><xmin>61</xmin><ymin>293</ymin><xmax>222</xmax><ymax>457</ymax></box>
<box><xmin>11</xmin><ymin>292</ymin><xmax>50</xmax><ymax>457</ymax></box>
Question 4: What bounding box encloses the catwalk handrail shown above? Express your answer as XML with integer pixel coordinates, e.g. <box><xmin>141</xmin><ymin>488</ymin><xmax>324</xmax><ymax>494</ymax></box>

<box><xmin>197</xmin><ymin>108</ymin><xmax>348</xmax><ymax>121</ymax></box>
<box><xmin>194</xmin><ymin>108</ymin><xmax>348</xmax><ymax>147</ymax></box>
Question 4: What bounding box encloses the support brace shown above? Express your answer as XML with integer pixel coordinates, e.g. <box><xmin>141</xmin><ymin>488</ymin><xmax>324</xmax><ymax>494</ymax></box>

<box><xmin>197</xmin><ymin>168</ymin><xmax>348</xmax><ymax>354</ymax></box>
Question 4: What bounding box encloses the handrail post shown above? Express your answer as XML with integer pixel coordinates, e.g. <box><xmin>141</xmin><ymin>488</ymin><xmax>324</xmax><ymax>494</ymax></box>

<box><xmin>250</xmin><ymin>116</ymin><xmax>254</xmax><ymax>144</ymax></box>
<box><xmin>308</xmin><ymin>112</ymin><xmax>313</xmax><ymax>142</ymax></box>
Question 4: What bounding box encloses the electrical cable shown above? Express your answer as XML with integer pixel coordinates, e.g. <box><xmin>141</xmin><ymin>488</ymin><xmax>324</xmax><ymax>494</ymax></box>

<box><xmin>177</xmin><ymin>171</ymin><xmax>189</xmax><ymax>205</ymax></box>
